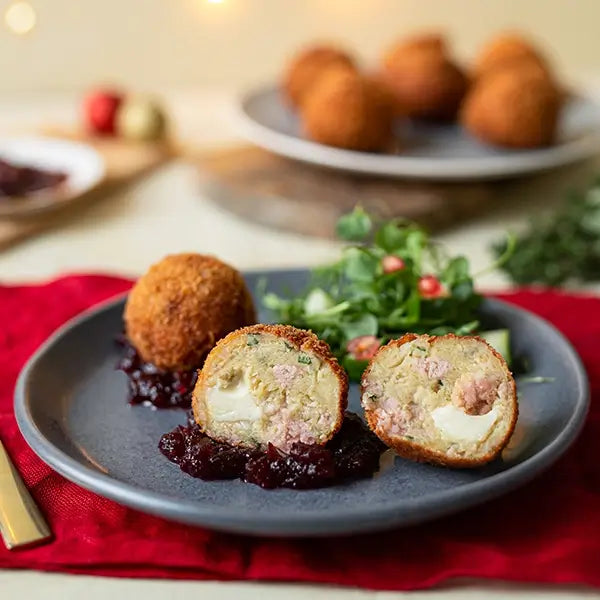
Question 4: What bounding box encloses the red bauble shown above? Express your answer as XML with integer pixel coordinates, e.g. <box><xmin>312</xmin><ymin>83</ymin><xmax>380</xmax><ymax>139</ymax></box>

<box><xmin>84</xmin><ymin>89</ymin><xmax>123</xmax><ymax>135</ymax></box>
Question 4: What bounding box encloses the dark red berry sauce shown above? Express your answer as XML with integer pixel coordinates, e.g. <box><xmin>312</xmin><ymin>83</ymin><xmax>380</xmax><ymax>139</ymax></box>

<box><xmin>117</xmin><ymin>340</ymin><xmax>198</xmax><ymax>409</ymax></box>
<box><xmin>159</xmin><ymin>412</ymin><xmax>388</xmax><ymax>489</ymax></box>
<box><xmin>0</xmin><ymin>158</ymin><xmax>67</xmax><ymax>198</ymax></box>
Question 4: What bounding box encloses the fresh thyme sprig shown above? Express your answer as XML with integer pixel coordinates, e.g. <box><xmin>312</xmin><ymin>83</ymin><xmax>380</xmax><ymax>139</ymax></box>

<box><xmin>493</xmin><ymin>178</ymin><xmax>600</xmax><ymax>286</ymax></box>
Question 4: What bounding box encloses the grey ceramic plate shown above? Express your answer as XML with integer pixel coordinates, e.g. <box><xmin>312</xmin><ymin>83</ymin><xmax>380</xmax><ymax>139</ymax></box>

<box><xmin>235</xmin><ymin>86</ymin><xmax>600</xmax><ymax>181</ymax></box>
<box><xmin>15</xmin><ymin>270</ymin><xmax>589</xmax><ymax>537</ymax></box>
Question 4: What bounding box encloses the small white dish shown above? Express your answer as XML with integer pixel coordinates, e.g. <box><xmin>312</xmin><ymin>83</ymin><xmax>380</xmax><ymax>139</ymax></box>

<box><xmin>235</xmin><ymin>86</ymin><xmax>600</xmax><ymax>181</ymax></box>
<box><xmin>0</xmin><ymin>136</ymin><xmax>105</xmax><ymax>218</ymax></box>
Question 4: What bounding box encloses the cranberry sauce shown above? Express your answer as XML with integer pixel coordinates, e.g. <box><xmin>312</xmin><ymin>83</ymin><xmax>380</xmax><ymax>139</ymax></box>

<box><xmin>159</xmin><ymin>412</ymin><xmax>388</xmax><ymax>490</ymax></box>
<box><xmin>0</xmin><ymin>158</ymin><xmax>67</xmax><ymax>198</ymax></box>
<box><xmin>117</xmin><ymin>340</ymin><xmax>198</xmax><ymax>409</ymax></box>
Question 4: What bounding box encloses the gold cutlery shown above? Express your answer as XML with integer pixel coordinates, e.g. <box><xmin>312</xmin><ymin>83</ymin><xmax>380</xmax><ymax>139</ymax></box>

<box><xmin>0</xmin><ymin>440</ymin><xmax>51</xmax><ymax>549</ymax></box>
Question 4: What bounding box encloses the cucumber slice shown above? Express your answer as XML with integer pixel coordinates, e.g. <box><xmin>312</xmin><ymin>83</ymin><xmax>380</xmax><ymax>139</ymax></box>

<box><xmin>480</xmin><ymin>329</ymin><xmax>511</xmax><ymax>366</ymax></box>
<box><xmin>303</xmin><ymin>288</ymin><xmax>334</xmax><ymax>316</ymax></box>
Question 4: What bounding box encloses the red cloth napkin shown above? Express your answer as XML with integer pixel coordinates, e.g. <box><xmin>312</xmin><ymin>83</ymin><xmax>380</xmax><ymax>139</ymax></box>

<box><xmin>1</xmin><ymin>274</ymin><xmax>600</xmax><ymax>590</ymax></box>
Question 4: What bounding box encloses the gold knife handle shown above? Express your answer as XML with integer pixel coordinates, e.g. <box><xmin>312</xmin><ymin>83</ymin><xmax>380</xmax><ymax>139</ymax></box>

<box><xmin>0</xmin><ymin>441</ymin><xmax>51</xmax><ymax>549</ymax></box>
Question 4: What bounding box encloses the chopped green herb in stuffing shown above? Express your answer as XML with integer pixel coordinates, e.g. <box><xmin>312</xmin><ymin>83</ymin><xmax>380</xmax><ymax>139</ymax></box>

<box><xmin>297</xmin><ymin>354</ymin><xmax>312</xmax><ymax>365</ymax></box>
<box><xmin>246</xmin><ymin>334</ymin><xmax>260</xmax><ymax>346</ymax></box>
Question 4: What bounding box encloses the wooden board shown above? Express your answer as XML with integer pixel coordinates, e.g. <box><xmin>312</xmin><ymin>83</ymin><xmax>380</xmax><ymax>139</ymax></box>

<box><xmin>0</xmin><ymin>130</ymin><xmax>175</xmax><ymax>251</ymax></box>
<box><xmin>197</xmin><ymin>146</ymin><xmax>497</xmax><ymax>238</ymax></box>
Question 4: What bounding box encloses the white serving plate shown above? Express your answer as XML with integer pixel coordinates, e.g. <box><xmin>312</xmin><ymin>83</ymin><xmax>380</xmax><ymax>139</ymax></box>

<box><xmin>236</xmin><ymin>86</ymin><xmax>600</xmax><ymax>181</ymax></box>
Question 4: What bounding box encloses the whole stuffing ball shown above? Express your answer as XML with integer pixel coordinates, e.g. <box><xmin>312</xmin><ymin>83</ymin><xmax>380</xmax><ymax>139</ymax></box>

<box><xmin>283</xmin><ymin>44</ymin><xmax>356</xmax><ymax>108</ymax></box>
<box><xmin>460</xmin><ymin>68</ymin><xmax>561</xmax><ymax>148</ymax></box>
<box><xmin>301</xmin><ymin>68</ymin><xmax>395</xmax><ymax>151</ymax></box>
<box><xmin>474</xmin><ymin>32</ymin><xmax>551</xmax><ymax>81</ymax></box>
<box><xmin>380</xmin><ymin>40</ymin><xmax>468</xmax><ymax>121</ymax></box>
<box><xmin>382</xmin><ymin>32</ymin><xmax>447</xmax><ymax>64</ymax></box>
<box><xmin>492</xmin><ymin>57</ymin><xmax>556</xmax><ymax>86</ymax></box>
<box><xmin>124</xmin><ymin>253</ymin><xmax>256</xmax><ymax>370</ymax></box>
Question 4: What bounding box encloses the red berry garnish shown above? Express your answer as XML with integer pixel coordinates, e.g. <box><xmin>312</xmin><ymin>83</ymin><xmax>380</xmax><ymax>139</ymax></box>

<box><xmin>347</xmin><ymin>335</ymin><xmax>381</xmax><ymax>360</ymax></box>
<box><xmin>382</xmin><ymin>255</ymin><xmax>405</xmax><ymax>274</ymax></box>
<box><xmin>418</xmin><ymin>274</ymin><xmax>444</xmax><ymax>299</ymax></box>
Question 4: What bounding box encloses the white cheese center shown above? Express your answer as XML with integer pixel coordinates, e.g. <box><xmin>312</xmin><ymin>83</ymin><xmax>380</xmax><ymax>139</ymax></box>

<box><xmin>431</xmin><ymin>404</ymin><xmax>499</xmax><ymax>442</ymax></box>
<box><xmin>207</xmin><ymin>378</ymin><xmax>262</xmax><ymax>423</ymax></box>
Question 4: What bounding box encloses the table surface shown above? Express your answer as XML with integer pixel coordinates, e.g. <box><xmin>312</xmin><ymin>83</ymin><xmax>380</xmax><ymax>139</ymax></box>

<box><xmin>1</xmin><ymin>85</ymin><xmax>599</xmax><ymax>597</ymax></box>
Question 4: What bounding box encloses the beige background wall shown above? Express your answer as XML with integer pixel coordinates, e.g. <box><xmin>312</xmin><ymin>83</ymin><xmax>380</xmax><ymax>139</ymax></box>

<box><xmin>1</xmin><ymin>0</ymin><xmax>599</xmax><ymax>92</ymax></box>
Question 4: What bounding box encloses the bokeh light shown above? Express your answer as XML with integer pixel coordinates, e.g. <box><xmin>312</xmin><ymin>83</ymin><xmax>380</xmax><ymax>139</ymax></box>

<box><xmin>4</xmin><ymin>1</ymin><xmax>36</xmax><ymax>35</ymax></box>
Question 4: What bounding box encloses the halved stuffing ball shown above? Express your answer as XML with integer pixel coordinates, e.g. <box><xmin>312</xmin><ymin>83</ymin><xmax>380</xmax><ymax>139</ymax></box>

<box><xmin>361</xmin><ymin>333</ymin><xmax>517</xmax><ymax>467</ymax></box>
<box><xmin>283</xmin><ymin>44</ymin><xmax>356</xmax><ymax>108</ymax></box>
<box><xmin>302</xmin><ymin>68</ymin><xmax>395</xmax><ymax>151</ymax></box>
<box><xmin>460</xmin><ymin>67</ymin><xmax>561</xmax><ymax>148</ymax></box>
<box><xmin>474</xmin><ymin>32</ymin><xmax>551</xmax><ymax>81</ymax></box>
<box><xmin>380</xmin><ymin>44</ymin><xmax>468</xmax><ymax>121</ymax></box>
<box><xmin>124</xmin><ymin>253</ymin><xmax>255</xmax><ymax>371</ymax></box>
<box><xmin>192</xmin><ymin>325</ymin><xmax>348</xmax><ymax>452</ymax></box>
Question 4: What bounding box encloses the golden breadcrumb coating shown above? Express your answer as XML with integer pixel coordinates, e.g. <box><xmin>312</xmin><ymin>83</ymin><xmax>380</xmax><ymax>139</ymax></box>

<box><xmin>124</xmin><ymin>253</ymin><xmax>256</xmax><ymax>370</ymax></box>
<box><xmin>283</xmin><ymin>44</ymin><xmax>356</xmax><ymax>108</ymax></box>
<box><xmin>461</xmin><ymin>67</ymin><xmax>561</xmax><ymax>148</ymax></box>
<box><xmin>380</xmin><ymin>42</ymin><xmax>468</xmax><ymax>121</ymax></box>
<box><xmin>474</xmin><ymin>32</ymin><xmax>551</xmax><ymax>81</ymax></box>
<box><xmin>382</xmin><ymin>32</ymin><xmax>447</xmax><ymax>69</ymax></box>
<box><xmin>301</xmin><ymin>68</ymin><xmax>395</xmax><ymax>151</ymax></box>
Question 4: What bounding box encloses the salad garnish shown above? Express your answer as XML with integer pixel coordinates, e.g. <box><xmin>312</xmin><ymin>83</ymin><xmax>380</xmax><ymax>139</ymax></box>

<box><xmin>263</xmin><ymin>208</ymin><xmax>495</xmax><ymax>380</ymax></box>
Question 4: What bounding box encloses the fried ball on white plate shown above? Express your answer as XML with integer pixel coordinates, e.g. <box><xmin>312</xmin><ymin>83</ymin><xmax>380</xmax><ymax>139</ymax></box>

<box><xmin>381</xmin><ymin>31</ymin><xmax>448</xmax><ymax>65</ymax></box>
<box><xmin>282</xmin><ymin>44</ymin><xmax>356</xmax><ymax>108</ymax></box>
<box><xmin>460</xmin><ymin>67</ymin><xmax>561</xmax><ymax>148</ymax></box>
<box><xmin>301</xmin><ymin>68</ymin><xmax>395</xmax><ymax>151</ymax></box>
<box><xmin>379</xmin><ymin>32</ymin><xmax>468</xmax><ymax>122</ymax></box>
<box><xmin>473</xmin><ymin>31</ymin><xmax>551</xmax><ymax>81</ymax></box>
<box><xmin>361</xmin><ymin>333</ymin><xmax>518</xmax><ymax>468</ymax></box>
<box><xmin>192</xmin><ymin>324</ymin><xmax>348</xmax><ymax>452</ymax></box>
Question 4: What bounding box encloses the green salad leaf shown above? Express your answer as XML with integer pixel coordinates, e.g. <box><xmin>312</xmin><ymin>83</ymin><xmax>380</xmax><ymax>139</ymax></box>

<box><xmin>335</xmin><ymin>206</ymin><xmax>372</xmax><ymax>241</ymax></box>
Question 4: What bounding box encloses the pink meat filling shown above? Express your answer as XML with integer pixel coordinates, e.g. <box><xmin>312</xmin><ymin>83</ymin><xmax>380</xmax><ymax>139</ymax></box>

<box><xmin>375</xmin><ymin>397</ymin><xmax>419</xmax><ymax>437</ymax></box>
<box><xmin>261</xmin><ymin>364</ymin><xmax>337</xmax><ymax>451</ymax></box>
<box><xmin>415</xmin><ymin>357</ymin><xmax>451</xmax><ymax>379</ymax></box>
<box><xmin>268</xmin><ymin>407</ymin><xmax>334</xmax><ymax>451</ymax></box>
<box><xmin>272</xmin><ymin>364</ymin><xmax>302</xmax><ymax>388</ymax></box>
<box><xmin>452</xmin><ymin>377</ymin><xmax>499</xmax><ymax>415</ymax></box>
